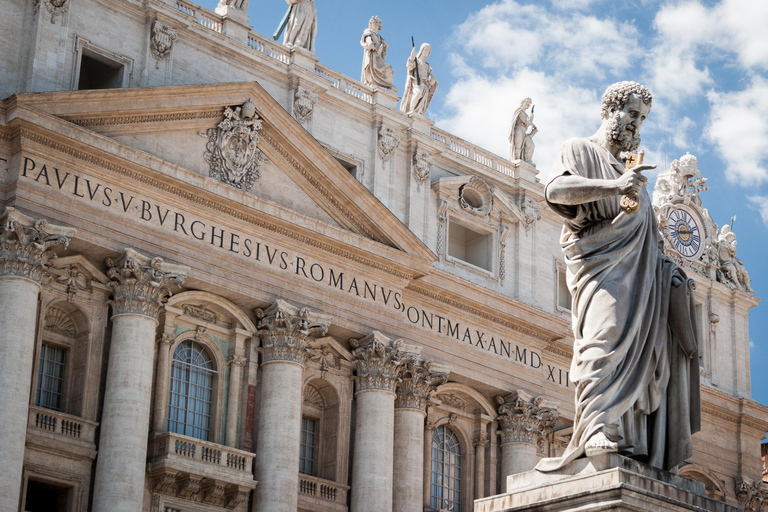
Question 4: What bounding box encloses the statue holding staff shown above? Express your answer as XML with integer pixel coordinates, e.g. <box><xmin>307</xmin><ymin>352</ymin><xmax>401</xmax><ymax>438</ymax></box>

<box><xmin>537</xmin><ymin>81</ymin><xmax>700</xmax><ymax>472</ymax></box>
<box><xmin>360</xmin><ymin>16</ymin><xmax>394</xmax><ymax>89</ymax></box>
<box><xmin>400</xmin><ymin>42</ymin><xmax>438</xmax><ymax>116</ymax></box>
<box><xmin>274</xmin><ymin>0</ymin><xmax>317</xmax><ymax>53</ymax></box>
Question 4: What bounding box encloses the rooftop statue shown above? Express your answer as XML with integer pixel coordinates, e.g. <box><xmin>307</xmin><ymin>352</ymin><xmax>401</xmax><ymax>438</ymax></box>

<box><xmin>360</xmin><ymin>16</ymin><xmax>394</xmax><ymax>89</ymax></box>
<box><xmin>716</xmin><ymin>225</ymin><xmax>755</xmax><ymax>293</ymax></box>
<box><xmin>281</xmin><ymin>0</ymin><xmax>317</xmax><ymax>53</ymax></box>
<box><xmin>400</xmin><ymin>42</ymin><xmax>438</xmax><ymax>116</ymax></box>
<box><xmin>217</xmin><ymin>0</ymin><xmax>248</xmax><ymax>9</ymax></box>
<box><xmin>509</xmin><ymin>97</ymin><xmax>537</xmax><ymax>163</ymax></box>
<box><xmin>538</xmin><ymin>81</ymin><xmax>700</xmax><ymax>472</ymax></box>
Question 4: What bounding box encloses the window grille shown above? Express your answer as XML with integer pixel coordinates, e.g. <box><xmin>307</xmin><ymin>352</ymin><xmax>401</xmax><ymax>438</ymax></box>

<box><xmin>167</xmin><ymin>340</ymin><xmax>216</xmax><ymax>441</ymax></box>
<box><xmin>431</xmin><ymin>426</ymin><xmax>462</xmax><ymax>512</ymax></box>
<box><xmin>36</xmin><ymin>344</ymin><xmax>66</xmax><ymax>411</ymax></box>
<box><xmin>300</xmin><ymin>416</ymin><xmax>318</xmax><ymax>475</ymax></box>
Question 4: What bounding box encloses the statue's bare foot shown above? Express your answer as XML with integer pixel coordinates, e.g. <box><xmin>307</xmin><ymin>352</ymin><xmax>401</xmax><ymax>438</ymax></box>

<box><xmin>584</xmin><ymin>432</ymin><xmax>618</xmax><ymax>457</ymax></box>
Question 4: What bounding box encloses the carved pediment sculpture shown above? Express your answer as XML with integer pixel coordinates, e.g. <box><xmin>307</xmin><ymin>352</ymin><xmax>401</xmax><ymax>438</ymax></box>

<box><xmin>203</xmin><ymin>99</ymin><xmax>266</xmax><ymax>192</ymax></box>
<box><xmin>149</xmin><ymin>21</ymin><xmax>178</xmax><ymax>68</ymax></box>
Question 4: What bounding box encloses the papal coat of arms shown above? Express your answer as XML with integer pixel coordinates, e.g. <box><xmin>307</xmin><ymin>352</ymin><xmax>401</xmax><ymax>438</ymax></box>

<box><xmin>203</xmin><ymin>99</ymin><xmax>266</xmax><ymax>192</ymax></box>
<box><xmin>149</xmin><ymin>21</ymin><xmax>178</xmax><ymax>67</ymax></box>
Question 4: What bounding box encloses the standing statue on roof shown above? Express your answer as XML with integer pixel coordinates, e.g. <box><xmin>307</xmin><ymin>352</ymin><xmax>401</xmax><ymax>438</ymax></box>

<box><xmin>538</xmin><ymin>81</ymin><xmax>700</xmax><ymax>473</ymax></box>
<box><xmin>509</xmin><ymin>97</ymin><xmax>536</xmax><ymax>162</ymax></box>
<box><xmin>218</xmin><ymin>0</ymin><xmax>248</xmax><ymax>9</ymax></box>
<box><xmin>400</xmin><ymin>42</ymin><xmax>438</xmax><ymax>116</ymax></box>
<box><xmin>279</xmin><ymin>0</ymin><xmax>317</xmax><ymax>53</ymax></box>
<box><xmin>360</xmin><ymin>16</ymin><xmax>394</xmax><ymax>89</ymax></box>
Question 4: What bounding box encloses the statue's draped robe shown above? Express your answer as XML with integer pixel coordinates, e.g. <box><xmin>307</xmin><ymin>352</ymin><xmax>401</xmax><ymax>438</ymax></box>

<box><xmin>537</xmin><ymin>138</ymin><xmax>700</xmax><ymax>472</ymax></box>
<box><xmin>360</xmin><ymin>29</ymin><xmax>393</xmax><ymax>89</ymax></box>
<box><xmin>284</xmin><ymin>0</ymin><xmax>316</xmax><ymax>53</ymax></box>
<box><xmin>509</xmin><ymin>108</ymin><xmax>530</xmax><ymax>160</ymax></box>
<box><xmin>400</xmin><ymin>57</ymin><xmax>437</xmax><ymax>115</ymax></box>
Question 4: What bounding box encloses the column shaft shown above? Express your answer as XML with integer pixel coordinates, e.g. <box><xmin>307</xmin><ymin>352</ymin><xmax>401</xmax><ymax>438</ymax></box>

<box><xmin>474</xmin><ymin>440</ymin><xmax>487</xmax><ymax>499</ymax></box>
<box><xmin>351</xmin><ymin>389</ymin><xmax>395</xmax><ymax>512</ymax></box>
<box><xmin>500</xmin><ymin>442</ymin><xmax>538</xmax><ymax>492</ymax></box>
<box><xmin>225</xmin><ymin>357</ymin><xmax>244</xmax><ymax>447</ymax></box>
<box><xmin>0</xmin><ymin>278</ymin><xmax>41</xmax><ymax>511</ymax></box>
<box><xmin>393</xmin><ymin>408</ymin><xmax>426</xmax><ymax>512</ymax></box>
<box><xmin>92</xmin><ymin>313</ymin><xmax>159</xmax><ymax>512</ymax></box>
<box><xmin>151</xmin><ymin>335</ymin><xmax>173</xmax><ymax>433</ymax></box>
<box><xmin>252</xmin><ymin>361</ymin><xmax>303</xmax><ymax>512</ymax></box>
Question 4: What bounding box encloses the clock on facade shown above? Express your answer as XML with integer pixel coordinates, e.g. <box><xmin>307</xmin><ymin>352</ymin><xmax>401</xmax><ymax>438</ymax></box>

<box><xmin>666</xmin><ymin>205</ymin><xmax>704</xmax><ymax>260</ymax></box>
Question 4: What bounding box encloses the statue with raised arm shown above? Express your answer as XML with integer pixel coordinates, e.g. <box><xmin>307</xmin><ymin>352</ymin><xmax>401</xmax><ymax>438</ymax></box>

<box><xmin>283</xmin><ymin>0</ymin><xmax>317</xmax><ymax>53</ymax></box>
<box><xmin>360</xmin><ymin>16</ymin><xmax>394</xmax><ymax>89</ymax></box>
<box><xmin>509</xmin><ymin>97</ymin><xmax>535</xmax><ymax>161</ymax></box>
<box><xmin>400</xmin><ymin>42</ymin><xmax>438</xmax><ymax>116</ymax></box>
<box><xmin>537</xmin><ymin>81</ymin><xmax>700</xmax><ymax>473</ymax></box>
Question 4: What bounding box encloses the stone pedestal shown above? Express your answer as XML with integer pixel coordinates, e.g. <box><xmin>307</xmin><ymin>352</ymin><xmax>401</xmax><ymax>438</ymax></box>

<box><xmin>474</xmin><ymin>454</ymin><xmax>733</xmax><ymax>512</ymax></box>
<box><xmin>252</xmin><ymin>300</ymin><xmax>330</xmax><ymax>512</ymax></box>
<box><xmin>92</xmin><ymin>249</ymin><xmax>188</xmax><ymax>512</ymax></box>
<box><xmin>0</xmin><ymin>208</ymin><xmax>74</xmax><ymax>512</ymax></box>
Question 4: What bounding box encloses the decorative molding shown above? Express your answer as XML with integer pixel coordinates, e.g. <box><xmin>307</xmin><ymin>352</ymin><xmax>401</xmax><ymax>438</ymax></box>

<box><xmin>149</xmin><ymin>21</ymin><xmax>177</xmax><ymax>67</ymax></box>
<box><xmin>158</xmin><ymin>333</ymin><xmax>175</xmax><ymax>346</ymax></box>
<box><xmin>42</xmin><ymin>0</ymin><xmax>69</xmax><ymax>23</ymax></box>
<box><xmin>735</xmin><ymin>475</ymin><xmax>767</xmax><ymax>512</ymax></box>
<box><xmin>350</xmin><ymin>331</ymin><xmax>408</xmax><ymax>393</ymax></box>
<box><xmin>303</xmin><ymin>383</ymin><xmax>325</xmax><ymax>409</ymax></box>
<box><xmin>225</xmin><ymin>488</ymin><xmax>250</xmax><ymax>509</ymax></box>
<box><xmin>255</xmin><ymin>299</ymin><xmax>330</xmax><ymax>364</ymax></box>
<box><xmin>436</xmin><ymin>200</ymin><xmax>448</xmax><ymax>258</ymax></box>
<box><xmin>55</xmin><ymin>265</ymin><xmax>90</xmax><ymax>301</ymax></box>
<box><xmin>69</xmin><ymin>110</ymin><xmax>222</xmax><ymax>127</ymax></box>
<box><xmin>293</xmin><ymin>87</ymin><xmax>318</xmax><ymax>124</ymax></box>
<box><xmin>21</xmin><ymin>130</ymin><xmax>411</xmax><ymax>280</ymax></box>
<box><xmin>395</xmin><ymin>358</ymin><xmax>449</xmax><ymax>411</ymax></box>
<box><xmin>412</xmin><ymin>150</ymin><xmax>433</xmax><ymax>189</ymax></box>
<box><xmin>227</xmin><ymin>354</ymin><xmax>247</xmax><ymax>367</ymax></box>
<box><xmin>182</xmin><ymin>303</ymin><xmax>219</xmax><ymax>324</ymax></box>
<box><xmin>309</xmin><ymin>344</ymin><xmax>339</xmax><ymax>376</ymax></box>
<box><xmin>176</xmin><ymin>475</ymin><xmax>202</xmax><ymax>499</ymax></box>
<box><xmin>203</xmin><ymin>99</ymin><xmax>266</xmax><ymax>192</ymax></box>
<box><xmin>459</xmin><ymin>177</ymin><xmax>493</xmax><ymax>216</ymax></box>
<box><xmin>151</xmin><ymin>470</ymin><xmax>178</xmax><ymax>495</ymax></box>
<box><xmin>106</xmin><ymin>248</ymin><xmax>188</xmax><ymax>319</ymax></box>
<box><xmin>438</xmin><ymin>393</ymin><xmax>469</xmax><ymax>411</ymax></box>
<box><xmin>44</xmin><ymin>307</ymin><xmax>77</xmax><ymax>336</ymax></box>
<box><xmin>499</xmin><ymin>225</ymin><xmax>509</xmax><ymax>282</ymax></box>
<box><xmin>377</xmin><ymin>126</ymin><xmax>400</xmax><ymax>163</ymax></box>
<box><xmin>0</xmin><ymin>208</ymin><xmax>75</xmax><ymax>282</ymax></box>
<box><xmin>201</xmin><ymin>480</ymin><xmax>227</xmax><ymax>506</ymax></box>
<box><xmin>496</xmin><ymin>391</ymin><xmax>557</xmax><ymax>447</ymax></box>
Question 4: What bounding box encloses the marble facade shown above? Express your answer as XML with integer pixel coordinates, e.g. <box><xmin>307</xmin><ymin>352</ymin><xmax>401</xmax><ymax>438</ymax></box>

<box><xmin>0</xmin><ymin>1</ymin><xmax>766</xmax><ymax>512</ymax></box>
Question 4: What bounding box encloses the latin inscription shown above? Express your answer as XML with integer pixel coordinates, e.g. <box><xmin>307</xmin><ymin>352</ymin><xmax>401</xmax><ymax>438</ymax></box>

<box><xmin>20</xmin><ymin>156</ymin><xmax>570</xmax><ymax>387</ymax></box>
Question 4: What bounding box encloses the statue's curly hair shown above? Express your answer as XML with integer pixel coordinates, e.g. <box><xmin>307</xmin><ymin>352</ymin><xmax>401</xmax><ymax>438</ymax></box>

<box><xmin>600</xmin><ymin>81</ymin><xmax>652</xmax><ymax>119</ymax></box>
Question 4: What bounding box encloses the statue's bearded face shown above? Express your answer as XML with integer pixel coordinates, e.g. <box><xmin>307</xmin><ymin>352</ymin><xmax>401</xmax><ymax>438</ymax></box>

<box><xmin>607</xmin><ymin>93</ymin><xmax>651</xmax><ymax>152</ymax></box>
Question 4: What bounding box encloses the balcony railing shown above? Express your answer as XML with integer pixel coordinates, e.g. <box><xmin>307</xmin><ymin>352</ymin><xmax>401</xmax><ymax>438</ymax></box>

<box><xmin>298</xmin><ymin>474</ymin><xmax>349</xmax><ymax>507</ymax></box>
<box><xmin>175</xmin><ymin>0</ymin><xmax>222</xmax><ymax>33</ymax></box>
<box><xmin>247</xmin><ymin>31</ymin><xmax>290</xmax><ymax>65</ymax></box>
<box><xmin>430</xmin><ymin>126</ymin><xmax>518</xmax><ymax>178</ymax></box>
<box><xmin>148</xmin><ymin>432</ymin><xmax>254</xmax><ymax>481</ymax></box>
<box><xmin>314</xmin><ymin>63</ymin><xmax>374</xmax><ymax>104</ymax></box>
<box><xmin>27</xmin><ymin>406</ymin><xmax>98</xmax><ymax>448</ymax></box>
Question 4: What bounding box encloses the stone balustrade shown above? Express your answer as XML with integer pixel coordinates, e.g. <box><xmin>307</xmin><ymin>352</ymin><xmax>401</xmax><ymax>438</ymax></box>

<box><xmin>314</xmin><ymin>64</ymin><xmax>374</xmax><ymax>104</ymax></box>
<box><xmin>298</xmin><ymin>474</ymin><xmax>350</xmax><ymax>512</ymax></box>
<box><xmin>247</xmin><ymin>31</ymin><xmax>290</xmax><ymax>65</ymax></box>
<box><xmin>175</xmin><ymin>0</ymin><xmax>222</xmax><ymax>33</ymax></box>
<box><xmin>27</xmin><ymin>406</ymin><xmax>98</xmax><ymax>448</ymax></box>
<box><xmin>430</xmin><ymin>127</ymin><xmax>519</xmax><ymax>179</ymax></box>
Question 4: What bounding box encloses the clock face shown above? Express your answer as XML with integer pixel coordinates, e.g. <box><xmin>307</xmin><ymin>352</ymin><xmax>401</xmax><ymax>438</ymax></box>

<box><xmin>667</xmin><ymin>207</ymin><xmax>703</xmax><ymax>260</ymax></box>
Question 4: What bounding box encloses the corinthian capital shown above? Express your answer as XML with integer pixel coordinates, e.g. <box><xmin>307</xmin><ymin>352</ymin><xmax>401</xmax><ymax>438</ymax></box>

<box><xmin>0</xmin><ymin>208</ymin><xmax>75</xmax><ymax>282</ymax></box>
<box><xmin>496</xmin><ymin>390</ymin><xmax>557</xmax><ymax>446</ymax></box>
<box><xmin>106</xmin><ymin>248</ymin><xmax>188</xmax><ymax>319</ymax></box>
<box><xmin>395</xmin><ymin>357</ymin><xmax>450</xmax><ymax>411</ymax></box>
<box><xmin>351</xmin><ymin>331</ymin><xmax>411</xmax><ymax>393</ymax></box>
<box><xmin>256</xmin><ymin>299</ymin><xmax>331</xmax><ymax>365</ymax></box>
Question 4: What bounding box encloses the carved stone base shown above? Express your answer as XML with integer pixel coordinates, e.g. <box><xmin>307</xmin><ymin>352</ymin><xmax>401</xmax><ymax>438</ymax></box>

<box><xmin>474</xmin><ymin>454</ymin><xmax>732</xmax><ymax>512</ymax></box>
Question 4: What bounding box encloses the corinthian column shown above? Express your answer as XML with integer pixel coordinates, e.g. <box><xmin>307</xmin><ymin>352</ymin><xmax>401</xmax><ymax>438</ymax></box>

<box><xmin>393</xmin><ymin>357</ymin><xmax>449</xmax><ymax>512</ymax></box>
<box><xmin>252</xmin><ymin>300</ymin><xmax>330</xmax><ymax>512</ymax></box>
<box><xmin>0</xmin><ymin>208</ymin><xmax>74</xmax><ymax>512</ymax></box>
<box><xmin>496</xmin><ymin>391</ymin><xmax>557</xmax><ymax>491</ymax></box>
<box><xmin>350</xmin><ymin>332</ymin><xmax>410</xmax><ymax>512</ymax></box>
<box><xmin>92</xmin><ymin>249</ymin><xmax>188</xmax><ymax>512</ymax></box>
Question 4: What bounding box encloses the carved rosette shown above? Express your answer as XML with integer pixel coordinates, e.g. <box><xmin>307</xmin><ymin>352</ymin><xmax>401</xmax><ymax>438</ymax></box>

<box><xmin>496</xmin><ymin>391</ymin><xmax>557</xmax><ymax>447</ymax></box>
<box><xmin>0</xmin><ymin>208</ymin><xmax>75</xmax><ymax>282</ymax></box>
<box><xmin>350</xmin><ymin>331</ymin><xmax>407</xmax><ymax>393</ymax></box>
<box><xmin>149</xmin><ymin>21</ymin><xmax>178</xmax><ymax>67</ymax></box>
<box><xmin>293</xmin><ymin>87</ymin><xmax>318</xmax><ymax>123</ymax></box>
<box><xmin>106</xmin><ymin>248</ymin><xmax>189</xmax><ymax>319</ymax></box>
<box><xmin>377</xmin><ymin>126</ymin><xmax>400</xmax><ymax>162</ymax></box>
<box><xmin>735</xmin><ymin>476</ymin><xmax>768</xmax><ymax>512</ymax></box>
<box><xmin>256</xmin><ymin>299</ymin><xmax>331</xmax><ymax>365</ymax></box>
<box><xmin>394</xmin><ymin>358</ymin><xmax>449</xmax><ymax>411</ymax></box>
<box><xmin>203</xmin><ymin>99</ymin><xmax>266</xmax><ymax>192</ymax></box>
<box><xmin>412</xmin><ymin>151</ymin><xmax>434</xmax><ymax>188</ymax></box>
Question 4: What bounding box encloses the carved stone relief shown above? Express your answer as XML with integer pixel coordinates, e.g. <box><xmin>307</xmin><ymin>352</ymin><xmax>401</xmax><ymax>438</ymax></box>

<box><xmin>36</xmin><ymin>0</ymin><xmax>70</xmax><ymax>23</ymax></box>
<box><xmin>350</xmin><ymin>331</ymin><xmax>406</xmax><ymax>393</ymax></box>
<box><xmin>293</xmin><ymin>87</ymin><xmax>318</xmax><ymax>124</ymax></box>
<box><xmin>438</xmin><ymin>393</ymin><xmax>469</xmax><ymax>411</ymax></box>
<box><xmin>394</xmin><ymin>358</ymin><xmax>449</xmax><ymax>411</ymax></box>
<box><xmin>202</xmin><ymin>99</ymin><xmax>266</xmax><ymax>192</ymax></box>
<box><xmin>182</xmin><ymin>303</ymin><xmax>219</xmax><ymax>324</ymax></box>
<box><xmin>44</xmin><ymin>307</ymin><xmax>77</xmax><ymax>337</ymax></box>
<box><xmin>436</xmin><ymin>200</ymin><xmax>448</xmax><ymax>257</ymax></box>
<box><xmin>412</xmin><ymin>151</ymin><xmax>433</xmax><ymax>189</ymax></box>
<box><xmin>499</xmin><ymin>226</ymin><xmax>509</xmax><ymax>282</ymax></box>
<box><xmin>149</xmin><ymin>21</ymin><xmax>178</xmax><ymax>68</ymax></box>
<box><xmin>520</xmin><ymin>197</ymin><xmax>541</xmax><ymax>231</ymax></box>
<box><xmin>459</xmin><ymin>177</ymin><xmax>492</xmax><ymax>216</ymax></box>
<box><xmin>56</xmin><ymin>265</ymin><xmax>90</xmax><ymax>302</ymax></box>
<box><xmin>496</xmin><ymin>391</ymin><xmax>558</xmax><ymax>449</ymax></box>
<box><xmin>303</xmin><ymin>383</ymin><xmax>325</xmax><ymax>409</ymax></box>
<box><xmin>255</xmin><ymin>300</ymin><xmax>330</xmax><ymax>364</ymax></box>
<box><xmin>377</xmin><ymin>126</ymin><xmax>400</xmax><ymax>162</ymax></box>
<box><xmin>735</xmin><ymin>476</ymin><xmax>768</xmax><ymax>512</ymax></box>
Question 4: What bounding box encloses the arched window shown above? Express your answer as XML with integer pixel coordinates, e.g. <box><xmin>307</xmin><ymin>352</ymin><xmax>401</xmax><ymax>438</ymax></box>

<box><xmin>431</xmin><ymin>426</ymin><xmax>462</xmax><ymax>512</ymax></box>
<box><xmin>167</xmin><ymin>340</ymin><xmax>216</xmax><ymax>441</ymax></box>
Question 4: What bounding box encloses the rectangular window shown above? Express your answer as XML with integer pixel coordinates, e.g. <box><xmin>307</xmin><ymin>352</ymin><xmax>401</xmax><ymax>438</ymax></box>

<box><xmin>36</xmin><ymin>344</ymin><xmax>66</xmax><ymax>411</ymax></box>
<box><xmin>448</xmin><ymin>221</ymin><xmax>492</xmax><ymax>271</ymax></box>
<box><xmin>300</xmin><ymin>416</ymin><xmax>318</xmax><ymax>475</ymax></box>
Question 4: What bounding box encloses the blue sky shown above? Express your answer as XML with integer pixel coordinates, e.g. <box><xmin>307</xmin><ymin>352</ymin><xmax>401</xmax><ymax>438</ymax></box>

<box><xmin>200</xmin><ymin>0</ymin><xmax>768</xmax><ymax>405</ymax></box>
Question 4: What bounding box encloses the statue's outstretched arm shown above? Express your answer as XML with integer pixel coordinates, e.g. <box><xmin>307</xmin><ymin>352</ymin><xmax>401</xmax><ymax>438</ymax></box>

<box><xmin>546</xmin><ymin>171</ymin><xmax>646</xmax><ymax>206</ymax></box>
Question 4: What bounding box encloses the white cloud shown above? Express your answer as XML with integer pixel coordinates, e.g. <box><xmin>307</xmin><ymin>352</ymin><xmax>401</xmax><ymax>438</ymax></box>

<box><xmin>550</xmin><ymin>0</ymin><xmax>600</xmax><ymax>10</ymax></box>
<box><xmin>748</xmin><ymin>195</ymin><xmax>768</xmax><ymax>226</ymax></box>
<box><xmin>705</xmin><ymin>77</ymin><xmax>768</xmax><ymax>185</ymax></box>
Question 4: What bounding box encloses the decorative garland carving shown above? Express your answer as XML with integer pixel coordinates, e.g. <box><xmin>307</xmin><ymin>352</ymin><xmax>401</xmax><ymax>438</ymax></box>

<box><xmin>255</xmin><ymin>300</ymin><xmax>330</xmax><ymax>364</ymax></box>
<box><xmin>496</xmin><ymin>391</ymin><xmax>557</xmax><ymax>448</ymax></box>
<box><xmin>203</xmin><ymin>99</ymin><xmax>266</xmax><ymax>192</ymax></box>
<box><xmin>106</xmin><ymin>248</ymin><xmax>188</xmax><ymax>319</ymax></box>
<box><xmin>0</xmin><ymin>208</ymin><xmax>74</xmax><ymax>282</ymax></box>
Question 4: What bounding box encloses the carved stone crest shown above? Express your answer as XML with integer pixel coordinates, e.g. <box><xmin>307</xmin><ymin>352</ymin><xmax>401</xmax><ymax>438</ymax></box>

<box><xmin>38</xmin><ymin>0</ymin><xmax>70</xmax><ymax>23</ymax></box>
<box><xmin>521</xmin><ymin>197</ymin><xmax>541</xmax><ymax>231</ymax></box>
<box><xmin>377</xmin><ymin>126</ymin><xmax>400</xmax><ymax>162</ymax></box>
<box><xmin>203</xmin><ymin>99</ymin><xmax>266</xmax><ymax>192</ymax></box>
<box><xmin>149</xmin><ymin>21</ymin><xmax>178</xmax><ymax>68</ymax></box>
<box><xmin>293</xmin><ymin>87</ymin><xmax>318</xmax><ymax>124</ymax></box>
<box><xmin>412</xmin><ymin>151</ymin><xmax>433</xmax><ymax>189</ymax></box>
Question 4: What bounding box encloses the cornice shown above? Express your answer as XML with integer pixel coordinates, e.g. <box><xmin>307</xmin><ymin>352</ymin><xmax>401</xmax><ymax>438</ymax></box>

<box><xmin>65</xmin><ymin>109</ymin><xmax>222</xmax><ymax>128</ymax></box>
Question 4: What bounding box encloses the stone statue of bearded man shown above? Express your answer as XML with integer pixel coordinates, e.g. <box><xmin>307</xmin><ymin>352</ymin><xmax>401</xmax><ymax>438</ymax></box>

<box><xmin>538</xmin><ymin>81</ymin><xmax>700</xmax><ymax>472</ymax></box>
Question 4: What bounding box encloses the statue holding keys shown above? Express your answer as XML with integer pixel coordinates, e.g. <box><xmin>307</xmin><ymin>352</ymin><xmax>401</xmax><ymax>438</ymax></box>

<box><xmin>538</xmin><ymin>81</ymin><xmax>700</xmax><ymax>472</ymax></box>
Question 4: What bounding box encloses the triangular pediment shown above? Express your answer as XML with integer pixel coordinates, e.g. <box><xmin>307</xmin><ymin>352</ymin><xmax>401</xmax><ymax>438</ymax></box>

<box><xmin>12</xmin><ymin>81</ymin><xmax>436</xmax><ymax>265</ymax></box>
